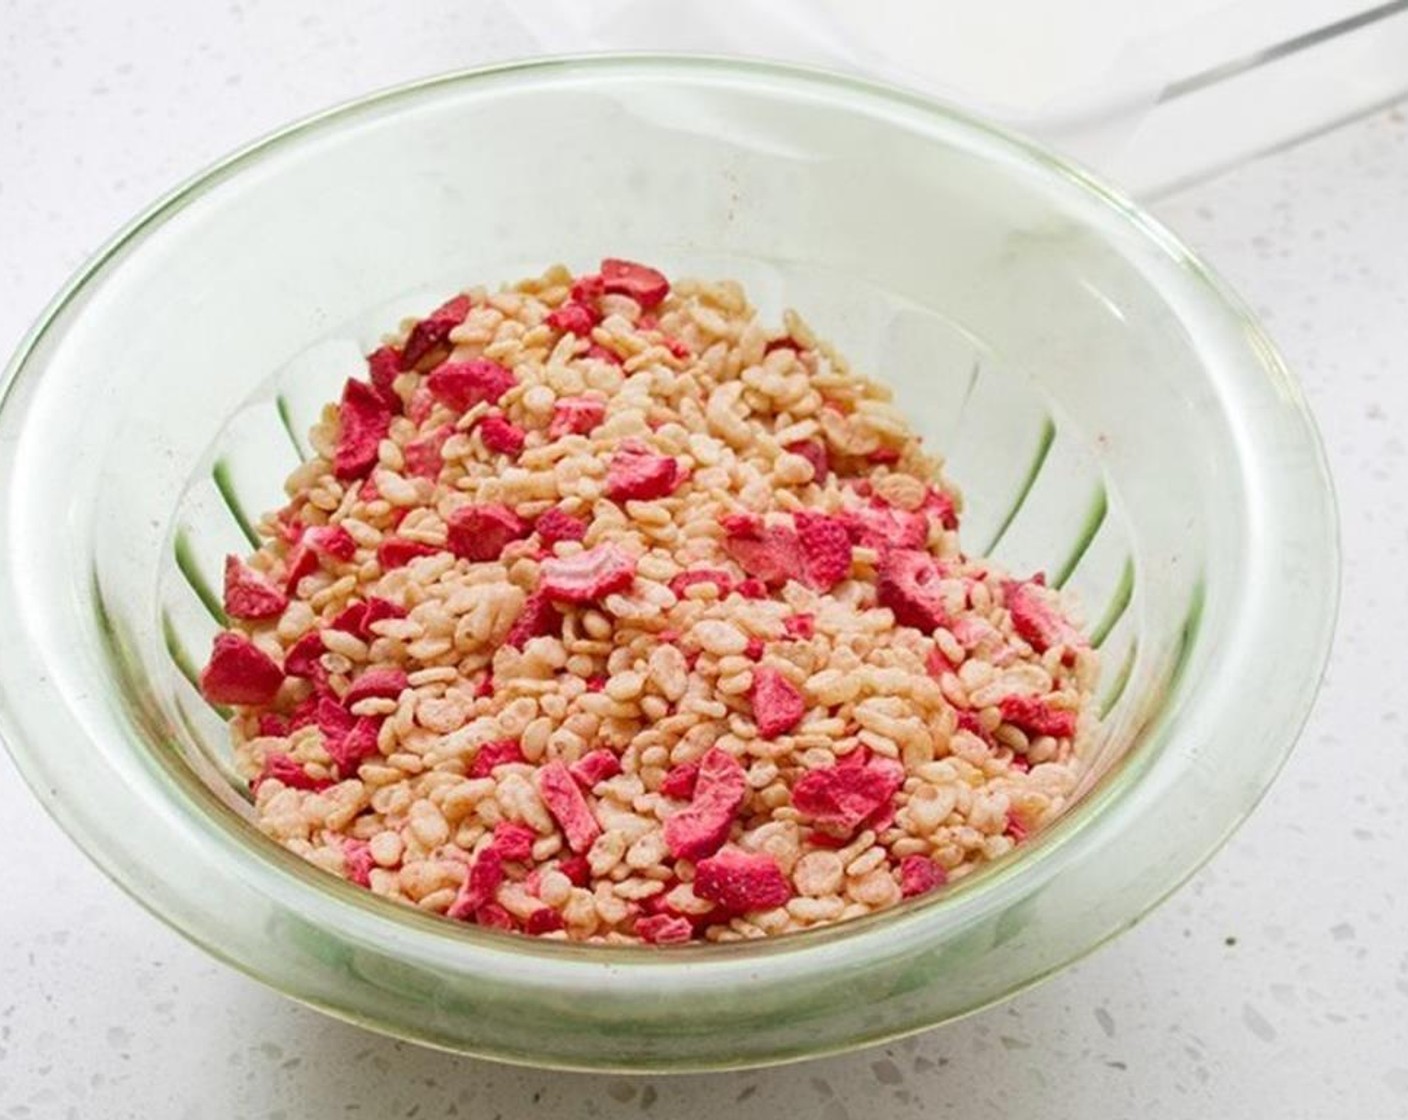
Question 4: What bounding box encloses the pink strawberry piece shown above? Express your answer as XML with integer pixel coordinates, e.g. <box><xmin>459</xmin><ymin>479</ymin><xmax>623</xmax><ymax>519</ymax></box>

<box><xmin>306</xmin><ymin>524</ymin><xmax>357</xmax><ymax>562</ymax></box>
<box><xmin>662</xmin><ymin>337</ymin><xmax>691</xmax><ymax>360</ymax></box>
<box><xmin>343</xmin><ymin>839</ymin><xmax>375</xmax><ymax>888</ymax></box>
<box><xmin>200</xmin><ymin>633</ymin><xmax>284</xmax><ymax>706</ymax></box>
<box><xmin>287</xmin><ymin>693</ymin><xmax>322</xmax><ymax>731</ymax></box>
<box><xmin>539</xmin><ymin>544</ymin><xmax>636</xmax><ymax>603</ymax></box>
<box><xmin>785</xmin><ymin>439</ymin><xmax>829</xmax><ymax>482</ymax></box>
<box><xmin>479</xmin><ymin>413</ymin><xmax>526</xmax><ymax>458</ymax></box>
<box><xmin>447</xmin><ymin>848</ymin><xmax>505</xmax><ymax>921</ymax></box>
<box><xmin>1008</xmin><ymin>753</ymin><xmax>1031</xmax><ymax>773</ymax></box>
<box><xmin>376</xmin><ymin>536</ymin><xmax>441</xmax><ymax>570</ymax></box>
<box><xmin>333</xmin><ymin>379</ymin><xmax>393</xmax><ymax>480</ymax></box>
<box><xmin>571</xmin><ymin>273</ymin><xmax>605</xmax><ymax>303</ymax></box>
<box><xmin>783</xmin><ymin>613</ymin><xmax>815</xmax><ymax>640</ymax></box>
<box><xmin>343</xmin><ymin>666</ymin><xmax>408</xmax><ymax>708</ymax></box>
<box><xmin>253</xmin><ymin>752</ymin><xmax>330</xmax><ymax>793</ymax></box>
<box><xmin>693</xmin><ymin>849</ymin><xmax>791</xmax><ymax>912</ymax></box>
<box><xmin>329</xmin><ymin>601</ymin><xmax>368</xmax><ymax>635</ymax></box>
<box><xmin>490</xmin><ymin>821</ymin><xmax>538</xmax><ymax>863</ymax></box>
<box><xmin>403</xmin><ymin>424</ymin><xmax>453</xmax><ymax>479</ymax></box>
<box><xmin>791</xmin><ymin>754</ymin><xmax>906</xmax><ymax>835</ymax></box>
<box><xmin>446</xmin><ymin>503</ymin><xmax>530</xmax><ymax>562</ymax></box>
<box><xmin>585</xmin><ymin>676</ymin><xmax>606</xmax><ymax>693</ymax></box>
<box><xmin>547</xmin><ymin>396</ymin><xmax>606</xmax><ymax>440</ymax></box>
<box><xmin>400</xmin><ymin>294</ymin><xmax>471</xmax><ymax>371</ymax></box>
<box><xmin>1005</xmin><ymin>812</ymin><xmax>1029</xmax><ymax>843</ymax></box>
<box><xmin>925</xmin><ymin>646</ymin><xmax>957</xmax><ymax>677</ymax></box>
<box><xmin>323</xmin><ymin>713</ymin><xmax>380</xmax><ymax>775</ymax></box>
<box><xmin>469</xmin><ymin>739</ymin><xmax>526</xmax><ymax>779</ymax></box>
<box><xmin>545</xmin><ymin>301</ymin><xmax>600</xmax><ymax>336</ymax></box>
<box><xmin>668</xmin><ymin>569</ymin><xmax>735</xmax><ymax>600</ymax></box>
<box><xmin>636</xmin><ymin>913</ymin><xmax>693</xmax><ymax>944</ymax></box>
<box><xmin>900</xmin><ymin>855</ymin><xmax>948</xmax><ymax>898</ymax></box>
<box><xmin>367</xmin><ymin>345</ymin><xmax>402</xmax><ymax>396</ymax></box>
<box><xmin>955</xmin><ymin>709</ymin><xmax>995</xmax><ymax>747</ymax></box>
<box><xmin>556</xmin><ymin>854</ymin><xmax>590</xmax><ymax>887</ymax></box>
<box><xmin>586</xmin><ymin>344</ymin><xmax>622</xmax><ymax>367</ymax></box>
<box><xmin>868</xmin><ymin>447</ymin><xmax>902</xmax><ymax>464</ymax></box>
<box><xmin>281</xmin><ymin>541</ymin><xmax>320</xmax><ymax>593</ymax></box>
<box><xmin>1003</xmin><ymin>579</ymin><xmax>1082</xmax><ymax>655</ymax></box>
<box><xmin>569</xmin><ymin>749</ymin><xmax>622</xmax><ymax>789</ymax></box>
<box><xmin>505</xmin><ymin>590</ymin><xmax>562</xmax><ymax>649</ymax></box>
<box><xmin>535</xmin><ymin>507</ymin><xmax>589</xmax><ymax>548</ymax></box>
<box><xmin>283</xmin><ymin>631</ymin><xmax>325</xmax><ymax>678</ymax></box>
<box><xmin>256</xmin><ymin>712</ymin><xmax>290</xmax><ymax>738</ymax></box>
<box><xmin>998</xmin><ymin>695</ymin><xmax>1078</xmax><ymax>739</ymax></box>
<box><xmin>606</xmin><ymin>445</ymin><xmax>682</xmax><ymax>502</ymax></box>
<box><xmin>223</xmin><ymin>556</ymin><xmax>287</xmax><ymax>620</ymax></box>
<box><xmin>407</xmin><ymin>386</ymin><xmax>437</xmax><ymax>426</ymax></box>
<box><xmin>659</xmin><ymin>760</ymin><xmax>700</xmax><ymax>800</ymax></box>
<box><xmin>793</xmin><ymin>511</ymin><xmax>852</xmax><ymax>590</ymax></box>
<box><xmin>722</xmin><ymin>519</ymin><xmax>804</xmax><ymax>588</ymax></box>
<box><xmin>475</xmin><ymin>902</ymin><xmax>517</xmax><ymax>931</ymax></box>
<box><xmin>536</xmin><ymin>760</ymin><xmax>602</xmax><ymax>853</ymax></box>
<box><xmin>737</xmin><ymin>578</ymin><xmax>767</xmax><ymax>599</ymax></box>
<box><xmin>662</xmin><ymin>747</ymin><xmax>747</xmax><ymax>862</ymax></box>
<box><xmin>359</xmin><ymin>596</ymin><xmax>407</xmax><ymax>637</ymax></box>
<box><xmin>876</xmin><ymin>549</ymin><xmax>948</xmax><ymax>633</ymax></box>
<box><xmin>840</xmin><ymin>503</ymin><xmax>928</xmax><ymax>551</ymax></box>
<box><xmin>600</xmin><ymin>258</ymin><xmax>670</xmax><ymax>309</ymax></box>
<box><xmin>750</xmin><ymin>666</ymin><xmax>805</xmax><ymax>739</ymax></box>
<box><xmin>424</xmin><ymin>357</ymin><xmax>516</xmax><ymax>413</ymax></box>
<box><xmin>922</xmin><ymin>487</ymin><xmax>960</xmax><ymax>531</ymax></box>
<box><xmin>357</xmin><ymin>475</ymin><xmax>381</xmax><ymax>502</ymax></box>
<box><xmin>525</xmin><ymin>908</ymin><xmax>566</xmax><ymax>935</ymax></box>
<box><xmin>949</xmin><ymin>616</ymin><xmax>1001</xmax><ymax>652</ymax></box>
<box><xmin>744</xmin><ymin>637</ymin><xmax>765</xmax><ymax>660</ymax></box>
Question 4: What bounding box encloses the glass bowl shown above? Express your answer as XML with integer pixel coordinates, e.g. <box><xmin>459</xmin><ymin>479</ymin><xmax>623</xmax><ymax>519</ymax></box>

<box><xmin>0</xmin><ymin>56</ymin><xmax>1337</xmax><ymax>1071</ymax></box>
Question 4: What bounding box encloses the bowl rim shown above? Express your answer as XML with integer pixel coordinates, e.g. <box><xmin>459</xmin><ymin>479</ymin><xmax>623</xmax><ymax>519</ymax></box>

<box><xmin>0</xmin><ymin>52</ymin><xmax>1340</xmax><ymax>1068</ymax></box>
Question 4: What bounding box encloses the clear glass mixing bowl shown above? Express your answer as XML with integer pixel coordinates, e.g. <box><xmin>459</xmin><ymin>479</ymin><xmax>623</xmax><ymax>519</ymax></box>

<box><xmin>0</xmin><ymin>57</ymin><xmax>1337</xmax><ymax>1070</ymax></box>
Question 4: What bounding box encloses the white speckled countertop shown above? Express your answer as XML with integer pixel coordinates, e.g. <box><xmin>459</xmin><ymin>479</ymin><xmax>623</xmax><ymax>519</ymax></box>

<box><xmin>3</xmin><ymin>5</ymin><xmax>1406</xmax><ymax>1117</ymax></box>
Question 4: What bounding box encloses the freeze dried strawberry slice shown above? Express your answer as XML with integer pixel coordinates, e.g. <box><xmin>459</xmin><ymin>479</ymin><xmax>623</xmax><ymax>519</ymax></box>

<box><xmin>424</xmin><ymin>357</ymin><xmax>516</xmax><ymax>413</ymax></box>
<box><xmin>636</xmin><ymin>913</ymin><xmax>693</xmax><ymax>944</ymax></box>
<box><xmin>764</xmin><ymin>337</ymin><xmax>804</xmax><ymax>355</ymax></box>
<box><xmin>585</xmin><ymin>343</ymin><xmax>622</xmax><ymax>366</ymax></box>
<box><xmin>737</xmin><ymin>578</ymin><xmax>767</xmax><ymax>599</ymax></box>
<box><xmin>722</xmin><ymin>519</ymin><xmax>804</xmax><ymax>588</ymax></box>
<box><xmin>536</xmin><ymin>760</ymin><xmax>601</xmax><ymax>853</ymax></box>
<box><xmin>333</xmin><ymin>379</ymin><xmax>393</xmax><ymax>480</ymax></box>
<box><xmin>998</xmin><ymin>695</ymin><xmax>1078</xmax><ymax>739</ymax></box>
<box><xmin>840</xmin><ymin>503</ymin><xmax>928</xmax><ymax>551</ymax></box>
<box><xmin>376</xmin><ymin>536</ymin><xmax>441</xmax><ymax>570</ymax></box>
<box><xmin>783</xmin><ymin>613</ymin><xmax>815</xmax><ymax>640</ymax></box>
<box><xmin>693</xmin><ymin>849</ymin><xmax>791</xmax><ymax>913</ymax></box>
<box><xmin>319</xmin><ymin>705</ymin><xmax>381</xmax><ymax>774</ymax></box>
<box><xmin>868</xmin><ymin>447</ymin><xmax>902</xmax><ymax>464</ymax></box>
<box><xmin>925</xmin><ymin>646</ymin><xmax>957</xmax><ymax>677</ymax></box>
<box><xmin>539</xmin><ymin>544</ymin><xmax>636</xmax><ymax>603</ymax></box>
<box><xmin>534</xmin><ymin>507</ymin><xmax>588</xmax><ymax>548</ymax></box>
<box><xmin>403</xmin><ymin>424</ymin><xmax>453</xmax><ymax>479</ymax></box>
<box><xmin>791</xmin><ymin>754</ymin><xmax>905</xmax><ymax>835</ymax></box>
<box><xmin>406</xmin><ymin>386</ymin><xmax>437</xmax><ymax>426</ymax></box>
<box><xmin>257</xmin><ymin>712</ymin><xmax>290</xmax><ymax>738</ymax></box>
<box><xmin>1003</xmin><ymin>579</ymin><xmax>1082</xmax><ymax>655</ymax></box>
<box><xmin>668</xmin><ymin>569</ymin><xmax>734</xmax><ymax>599</ymax></box>
<box><xmin>750</xmin><ymin>666</ymin><xmax>804</xmax><ymax>739</ymax></box>
<box><xmin>659</xmin><ymin>760</ymin><xmax>700</xmax><ymax>800</ymax></box>
<box><xmin>367</xmin><ymin>345</ymin><xmax>402</xmax><ymax>396</ymax></box>
<box><xmin>479</xmin><ymin>413</ymin><xmax>526</xmax><ymax>458</ymax></box>
<box><xmin>306</xmin><ymin>524</ymin><xmax>357</xmax><ymax>562</ymax></box>
<box><xmin>876</xmin><ymin>549</ymin><xmax>948</xmax><ymax>633</ymax></box>
<box><xmin>663</xmin><ymin>747</ymin><xmax>747</xmax><ymax>862</ymax></box>
<box><xmin>556</xmin><ymin>854</ymin><xmax>590</xmax><ymax>887</ymax></box>
<box><xmin>253</xmin><ymin>752</ymin><xmax>330</xmax><ymax>793</ymax></box>
<box><xmin>343</xmin><ymin>839</ymin><xmax>375</xmax><ymax>888</ymax></box>
<box><xmin>359</xmin><ymin>596</ymin><xmax>407</xmax><ymax>637</ymax></box>
<box><xmin>400</xmin><ymin>294</ymin><xmax>471</xmax><ymax>371</ymax></box>
<box><xmin>921</xmin><ymin>487</ymin><xmax>959</xmax><ymax>531</ymax></box>
<box><xmin>283</xmin><ymin>631</ymin><xmax>325</xmax><ymax>678</ymax></box>
<box><xmin>490</xmin><ymin>820</ymin><xmax>538</xmax><ymax>863</ymax></box>
<box><xmin>469</xmin><ymin>739</ymin><xmax>526</xmax><ymax>778</ymax></box>
<box><xmin>329</xmin><ymin>601</ymin><xmax>368</xmax><ymax>635</ymax></box>
<box><xmin>569</xmin><ymin>749</ymin><xmax>622</xmax><ymax>789</ymax></box>
<box><xmin>223</xmin><ymin>556</ymin><xmax>287</xmax><ymax>620</ymax></box>
<box><xmin>571</xmin><ymin>273</ymin><xmax>605</xmax><ymax>303</ymax></box>
<box><xmin>785</xmin><ymin>439</ymin><xmax>829</xmax><ymax>482</ymax></box>
<box><xmin>793</xmin><ymin>511</ymin><xmax>852</xmax><ymax>590</ymax></box>
<box><xmin>744</xmin><ymin>637</ymin><xmax>765</xmax><ymax>660</ymax></box>
<box><xmin>606</xmin><ymin>445</ymin><xmax>682</xmax><ymax>502</ymax></box>
<box><xmin>447</xmin><ymin>848</ymin><xmax>505</xmax><ymax>920</ymax></box>
<box><xmin>600</xmin><ymin>258</ymin><xmax>670</xmax><ymax>309</ymax></box>
<box><xmin>900</xmin><ymin>855</ymin><xmax>948</xmax><ymax>898</ymax></box>
<box><xmin>545</xmin><ymin>301</ymin><xmax>600</xmax><ymax>336</ymax></box>
<box><xmin>505</xmin><ymin>590</ymin><xmax>561</xmax><ymax>649</ymax></box>
<box><xmin>200</xmin><ymin>633</ymin><xmax>284</xmax><ymax>705</ymax></box>
<box><xmin>343</xmin><ymin>666</ymin><xmax>408</xmax><ymax>708</ymax></box>
<box><xmin>475</xmin><ymin>902</ymin><xmax>517</xmax><ymax>930</ymax></box>
<box><xmin>526</xmin><ymin>908</ymin><xmax>566</xmax><ymax>935</ymax></box>
<box><xmin>547</xmin><ymin>396</ymin><xmax>606</xmax><ymax>439</ymax></box>
<box><xmin>446</xmin><ymin>503</ymin><xmax>530</xmax><ymax>562</ymax></box>
<box><xmin>1005</xmin><ymin>812</ymin><xmax>1029</xmax><ymax>843</ymax></box>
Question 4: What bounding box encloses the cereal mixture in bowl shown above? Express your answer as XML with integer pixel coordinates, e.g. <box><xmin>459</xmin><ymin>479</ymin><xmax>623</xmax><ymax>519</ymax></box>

<box><xmin>201</xmin><ymin>259</ymin><xmax>1100</xmax><ymax>944</ymax></box>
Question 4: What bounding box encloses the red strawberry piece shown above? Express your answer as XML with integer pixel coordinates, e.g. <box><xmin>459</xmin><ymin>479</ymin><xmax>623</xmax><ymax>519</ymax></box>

<box><xmin>333</xmin><ymin>379</ymin><xmax>393</xmax><ymax>480</ymax></box>
<box><xmin>344</xmin><ymin>839</ymin><xmax>375</xmax><ymax>888</ymax></box>
<box><xmin>536</xmin><ymin>760</ymin><xmax>602</xmax><ymax>853</ymax></box>
<box><xmin>556</xmin><ymin>854</ymin><xmax>590</xmax><ymax>887</ymax></box>
<box><xmin>1005</xmin><ymin>811</ymin><xmax>1029</xmax><ymax>843</ymax></box>
<box><xmin>505</xmin><ymin>590</ymin><xmax>561</xmax><ymax>649</ymax></box>
<box><xmin>998</xmin><ymin>695</ymin><xmax>1078</xmax><ymax>739</ymax></box>
<box><xmin>569</xmin><ymin>749</ymin><xmax>622</xmax><ymax>789</ymax></box>
<box><xmin>407</xmin><ymin>386</ymin><xmax>437</xmax><ymax>427</ymax></box>
<box><xmin>585</xmin><ymin>676</ymin><xmax>607</xmax><ymax>693</ymax></box>
<box><xmin>791</xmin><ymin>755</ymin><xmax>905</xmax><ymax>835</ymax></box>
<box><xmin>478</xmin><ymin>413</ymin><xmax>526</xmax><ymax>458</ymax></box>
<box><xmin>899</xmin><ymin>855</ymin><xmax>948</xmax><ymax>898</ymax></box>
<box><xmin>659</xmin><ymin>760</ymin><xmax>700</xmax><ymax>800</ymax></box>
<box><xmin>223</xmin><ymin>556</ymin><xmax>287</xmax><ymax>620</ymax></box>
<box><xmin>367</xmin><ymin>345</ymin><xmax>402</xmax><ymax>395</ymax></box>
<box><xmin>287</xmin><ymin>693</ymin><xmax>321</xmax><ymax>731</ymax></box>
<box><xmin>783</xmin><ymin>613</ymin><xmax>815</xmax><ymax>640</ymax></box>
<box><xmin>474</xmin><ymin>902</ymin><xmax>517</xmax><ymax>931</ymax></box>
<box><xmin>256</xmin><ymin>712</ymin><xmax>291</xmax><ymax>738</ymax></box>
<box><xmin>283</xmin><ymin>631</ymin><xmax>326</xmax><ymax>678</ymax></box>
<box><xmin>922</xmin><ymin>487</ymin><xmax>960</xmax><ymax>531</ymax></box>
<box><xmin>668</xmin><ymin>569</ymin><xmax>735</xmax><ymax>599</ymax></box>
<box><xmin>868</xmin><ymin>447</ymin><xmax>902</xmax><ymax>464</ymax></box>
<box><xmin>447</xmin><ymin>848</ymin><xmax>505</xmax><ymax>921</ymax></box>
<box><xmin>925</xmin><ymin>646</ymin><xmax>957</xmax><ymax>677</ymax></box>
<box><xmin>784</xmin><ymin>439</ymin><xmax>829</xmax><ymax>482</ymax></box>
<box><xmin>1008</xmin><ymin>753</ymin><xmax>1031</xmax><ymax>773</ymax></box>
<box><xmin>548</xmin><ymin>396</ymin><xmax>606</xmax><ymax>440</ymax></box>
<box><xmin>545</xmin><ymin>301</ymin><xmax>600</xmax><ymax>336</ymax></box>
<box><xmin>400</xmin><ymin>294</ymin><xmax>471</xmax><ymax>371</ymax></box>
<box><xmin>424</xmin><ymin>357</ymin><xmax>516</xmax><ymax>413</ymax></box>
<box><xmin>525</xmin><ymin>907</ymin><xmax>566</xmax><ymax>935</ymax></box>
<box><xmin>722</xmin><ymin>519</ymin><xmax>805</xmax><ymax>588</ymax></box>
<box><xmin>315</xmin><ymin>698</ymin><xmax>381</xmax><ymax>774</ymax></box>
<box><xmin>840</xmin><ymin>503</ymin><xmax>928</xmax><ymax>551</ymax></box>
<box><xmin>662</xmin><ymin>747</ymin><xmax>747</xmax><ymax>862</ymax></box>
<box><xmin>764</xmin><ymin>337</ymin><xmax>803</xmax><ymax>355</ymax></box>
<box><xmin>314</xmin><ymin>693</ymin><xmax>352</xmax><ymax>739</ymax></box>
<box><xmin>744</xmin><ymin>637</ymin><xmax>765</xmax><ymax>660</ymax></box>
<box><xmin>252</xmin><ymin>751</ymin><xmax>330</xmax><ymax>793</ymax></box>
<box><xmin>876</xmin><ymin>549</ymin><xmax>949</xmax><ymax>633</ymax></box>
<box><xmin>636</xmin><ymin>913</ymin><xmax>694</xmax><ymax>944</ymax></box>
<box><xmin>200</xmin><ymin>632</ymin><xmax>284</xmax><ymax>705</ymax></box>
<box><xmin>329</xmin><ymin>602</ymin><xmax>368</xmax><ymax>635</ymax></box>
<box><xmin>693</xmin><ymin>849</ymin><xmax>791</xmax><ymax>912</ymax></box>
<box><xmin>281</xmin><ymin>541</ymin><xmax>320</xmax><ymax>593</ymax></box>
<box><xmin>571</xmin><ymin>273</ymin><xmax>605</xmax><ymax>303</ymax></box>
<box><xmin>737</xmin><ymin>578</ymin><xmax>767</xmax><ymax>599</ymax></box>
<box><xmin>750</xmin><ymin>666</ymin><xmax>805</xmax><ymax>739</ymax></box>
<box><xmin>490</xmin><ymin>820</ymin><xmax>538</xmax><ymax>863</ymax></box>
<box><xmin>955</xmin><ymin>709</ymin><xmax>996</xmax><ymax>747</ymax></box>
<box><xmin>343</xmin><ymin>666</ymin><xmax>408</xmax><ymax>708</ymax></box>
<box><xmin>606</xmin><ymin>445</ymin><xmax>682</xmax><ymax>502</ymax></box>
<box><xmin>376</xmin><ymin>536</ymin><xmax>441</xmax><ymax>570</ymax></box>
<box><xmin>793</xmin><ymin>511</ymin><xmax>852</xmax><ymax>590</ymax></box>
<box><xmin>306</xmin><ymin>524</ymin><xmax>357</xmax><ymax>562</ymax></box>
<box><xmin>538</xmin><ymin>544</ymin><xmax>636</xmax><ymax>603</ymax></box>
<box><xmin>662</xmin><ymin>337</ymin><xmax>691</xmax><ymax>360</ymax></box>
<box><xmin>599</xmin><ymin>258</ymin><xmax>670</xmax><ymax>309</ymax></box>
<box><xmin>1003</xmin><ymin>580</ymin><xmax>1082</xmax><ymax>655</ymax></box>
<box><xmin>446</xmin><ymin>503</ymin><xmax>530</xmax><ymax>562</ymax></box>
<box><xmin>359</xmin><ymin>596</ymin><xmax>407</xmax><ymax>637</ymax></box>
<box><xmin>535</xmin><ymin>507</ymin><xmax>589</xmax><ymax>548</ymax></box>
<box><xmin>469</xmin><ymin>739</ymin><xmax>526</xmax><ymax>778</ymax></box>
<box><xmin>403</xmin><ymin>424</ymin><xmax>453</xmax><ymax>479</ymax></box>
<box><xmin>585</xmin><ymin>344</ymin><xmax>622</xmax><ymax>366</ymax></box>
